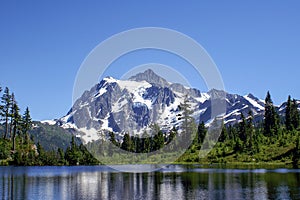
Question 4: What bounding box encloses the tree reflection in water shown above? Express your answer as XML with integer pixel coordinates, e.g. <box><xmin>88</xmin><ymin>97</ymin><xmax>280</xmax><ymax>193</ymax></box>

<box><xmin>0</xmin><ymin>166</ymin><xmax>300</xmax><ymax>200</ymax></box>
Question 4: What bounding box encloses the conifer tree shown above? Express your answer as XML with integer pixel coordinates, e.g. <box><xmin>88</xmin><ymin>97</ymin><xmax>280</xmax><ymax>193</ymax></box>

<box><xmin>180</xmin><ymin>95</ymin><xmax>197</xmax><ymax>147</ymax></box>
<box><xmin>0</xmin><ymin>86</ymin><xmax>2</xmax><ymax>115</ymax></box>
<box><xmin>153</xmin><ymin>130</ymin><xmax>164</xmax><ymax>150</ymax></box>
<box><xmin>247</xmin><ymin>110</ymin><xmax>254</xmax><ymax>150</ymax></box>
<box><xmin>121</xmin><ymin>133</ymin><xmax>132</xmax><ymax>152</ymax></box>
<box><xmin>197</xmin><ymin>121</ymin><xmax>207</xmax><ymax>144</ymax></box>
<box><xmin>291</xmin><ymin>99</ymin><xmax>300</xmax><ymax>130</ymax></box>
<box><xmin>239</xmin><ymin>113</ymin><xmax>247</xmax><ymax>143</ymax></box>
<box><xmin>9</xmin><ymin>93</ymin><xmax>15</xmax><ymax>137</ymax></box>
<box><xmin>1</xmin><ymin>87</ymin><xmax>11</xmax><ymax>139</ymax></box>
<box><xmin>285</xmin><ymin>95</ymin><xmax>293</xmax><ymax>131</ymax></box>
<box><xmin>21</xmin><ymin>107</ymin><xmax>32</xmax><ymax>143</ymax></box>
<box><xmin>140</xmin><ymin>131</ymin><xmax>151</xmax><ymax>153</ymax></box>
<box><xmin>263</xmin><ymin>91</ymin><xmax>279</xmax><ymax>137</ymax></box>
<box><xmin>11</xmin><ymin>100</ymin><xmax>21</xmax><ymax>151</ymax></box>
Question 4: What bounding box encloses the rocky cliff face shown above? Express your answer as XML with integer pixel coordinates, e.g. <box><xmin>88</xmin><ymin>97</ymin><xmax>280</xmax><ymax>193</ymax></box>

<box><xmin>46</xmin><ymin>69</ymin><xmax>297</xmax><ymax>144</ymax></box>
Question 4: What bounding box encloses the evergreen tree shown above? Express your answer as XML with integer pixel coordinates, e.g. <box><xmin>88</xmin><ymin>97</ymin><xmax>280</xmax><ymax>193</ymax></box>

<box><xmin>141</xmin><ymin>131</ymin><xmax>151</xmax><ymax>153</ymax></box>
<box><xmin>292</xmin><ymin>132</ymin><xmax>300</xmax><ymax>168</ymax></box>
<box><xmin>291</xmin><ymin>99</ymin><xmax>300</xmax><ymax>130</ymax></box>
<box><xmin>65</xmin><ymin>136</ymin><xmax>81</xmax><ymax>165</ymax></box>
<box><xmin>285</xmin><ymin>95</ymin><xmax>293</xmax><ymax>131</ymax></box>
<box><xmin>9</xmin><ymin>93</ymin><xmax>15</xmax><ymax>137</ymax></box>
<box><xmin>0</xmin><ymin>86</ymin><xmax>2</xmax><ymax>120</ymax></box>
<box><xmin>121</xmin><ymin>133</ymin><xmax>133</xmax><ymax>152</ymax></box>
<box><xmin>153</xmin><ymin>130</ymin><xmax>164</xmax><ymax>151</ymax></box>
<box><xmin>21</xmin><ymin>107</ymin><xmax>32</xmax><ymax>143</ymax></box>
<box><xmin>247</xmin><ymin>110</ymin><xmax>254</xmax><ymax>151</ymax></box>
<box><xmin>180</xmin><ymin>95</ymin><xmax>197</xmax><ymax>147</ymax></box>
<box><xmin>239</xmin><ymin>113</ymin><xmax>247</xmax><ymax>143</ymax></box>
<box><xmin>197</xmin><ymin>121</ymin><xmax>207</xmax><ymax>144</ymax></box>
<box><xmin>263</xmin><ymin>91</ymin><xmax>279</xmax><ymax>137</ymax></box>
<box><xmin>1</xmin><ymin>87</ymin><xmax>11</xmax><ymax>139</ymax></box>
<box><xmin>218</xmin><ymin>122</ymin><xmax>227</xmax><ymax>142</ymax></box>
<box><xmin>11</xmin><ymin>100</ymin><xmax>21</xmax><ymax>152</ymax></box>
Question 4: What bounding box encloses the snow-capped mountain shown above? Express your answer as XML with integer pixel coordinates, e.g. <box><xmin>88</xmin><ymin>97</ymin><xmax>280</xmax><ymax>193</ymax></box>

<box><xmin>42</xmin><ymin>69</ymin><xmax>275</xmax><ymax>144</ymax></box>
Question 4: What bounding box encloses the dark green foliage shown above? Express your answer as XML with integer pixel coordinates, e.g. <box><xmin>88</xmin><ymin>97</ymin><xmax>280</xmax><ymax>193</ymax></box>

<box><xmin>1</xmin><ymin>85</ymin><xmax>300</xmax><ymax>167</ymax></box>
<box><xmin>1</xmin><ymin>87</ymin><xmax>11</xmax><ymax>139</ymax></box>
<box><xmin>264</xmin><ymin>91</ymin><xmax>279</xmax><ymax>137</ymax></box>
<box><xmin>292</xmin><ymin>132</ymin><xmax>300</xmax><ymax>168</ymax></box>
<box><xmin>30</xmin><ymin>122</ymin><xmax>75</xmax><ymax>151</ymax></box>
<box><xmin>197</xmin><ymin>122</ymin><xmax>207</xmax><ymax>144</ymax></box>
<box><xmin>21</xmin><ymin>107</ymin><xmax>32</xmax><ymax>140</ymax></box>
<box><xmin>239</xmin><ymin>113</ymin><xmax>247</xmax><ymax>142</ymax></box>
<box><xmin>0</xmin><ymin>86</ymin><xmax>98</xmax><ymax>166</ymax></box>
<box><xmin>286</xmin><ymin>95</ymin><xmax>293</xmax><ymax>131</ymax></box>
<box><xmin>291</xmin><ymin>99</ymin><xmax>300</xmax><ymax>130</ymax></box>
<box><xmin>121</xmin><ymin>133</ymin><xmax>133</xmax><ymax>152</ymax></box>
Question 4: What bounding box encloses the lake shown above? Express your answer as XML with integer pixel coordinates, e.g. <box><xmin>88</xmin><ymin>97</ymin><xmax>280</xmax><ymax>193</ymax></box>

<box><xmin>0</xmin><ymin>165</ymin><xmax>300</xmax><ymax>200</ymax></box>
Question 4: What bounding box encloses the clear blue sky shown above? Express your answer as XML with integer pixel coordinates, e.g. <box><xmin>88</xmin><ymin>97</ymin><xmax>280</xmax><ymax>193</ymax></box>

<box><xmin>1</xmin><ymin>1</ymin><xmax>300</xmax><ymax>120</ymax></box>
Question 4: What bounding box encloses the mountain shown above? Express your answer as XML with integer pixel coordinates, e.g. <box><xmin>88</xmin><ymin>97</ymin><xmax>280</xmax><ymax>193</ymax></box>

<box><xmin>41</xmin><ymin>69</ymin><xmax>287</xmax><ymax>144</ymax></box>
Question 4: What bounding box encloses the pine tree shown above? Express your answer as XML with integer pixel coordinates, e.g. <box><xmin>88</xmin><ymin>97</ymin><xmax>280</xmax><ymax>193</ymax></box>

<box><xmin>197</xmin><ymin>121</ymin><xmax>207</xmax><ymax>144</ymax></box>
<box><xmin>1</xmin><ymin>87</ymin><xmax>11</xmax><ymax>139</ymax></box>
<box><xmin>291</xmin><ymin>99</ymin><xmax>300</xmax><ymax>130</ymax></box>
<box><xmin>9</xmin><ymin>93</ymin><xmax>15</xmax><ymax>137</ymax></box>
<box><xmin>180</xmin><ymin>95</ymin><xmax>197</xmax><ymax>147</ymax></box>
<box><xmin>153</xmin><ymin>131</ymin><xmax>164</xmax><ymax>150</ymax></box>
<box><xmin>263</xmin><ymin>91</ymin><xmax>279</xmax><ymax>137</ymax></box>
<box><xmin>141</xmin><ymin>131</ymin><xmax>151</xmax><ymax>153</ymax></box>
<box><xmin>21</xmin><ymin>107</ymin><xmax>32</xmax><ymax>143</ymax></box>
<box><xmin>0</xmin><ymin>86</ymin><xmax>2</xmax><ymax>118</ymax></box>
<box><xmin>239</xmin><ymin>113</ymin><xmax>247</xmax><ymax>143</ymax></box>
<box><xmin>121</xmin><ymin>133</ymin><xmax>132</xmax><ymax>152</ymax></box>
<box><xmin>285</xmin><ymin>95</ymin><xmax>293</xmax><ymax>131</ymax></box>
<box><xmin>247</xmin><ymin>110</ymin><xmax>254</xmax><ymax>151</ymax></box>
<box><xmin>11</xmin><ymin>100</ymin><xmax>21</xmax><ymax>152</ymax></box>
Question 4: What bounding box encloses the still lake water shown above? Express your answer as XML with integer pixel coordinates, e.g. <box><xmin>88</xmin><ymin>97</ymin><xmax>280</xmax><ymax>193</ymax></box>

<box><xmin>0</xmin><ymin>165</ymin><xmax>300</xmax><ymax>200</ymax></box>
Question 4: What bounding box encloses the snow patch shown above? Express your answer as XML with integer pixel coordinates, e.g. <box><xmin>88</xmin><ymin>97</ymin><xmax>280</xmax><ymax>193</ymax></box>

<box><xmin>79</xmin><ymin>127</ymin><xmax>100</xmax><ymax>144</ymax></box>
<box><xmin>195</xmin><ymin>93</ymin><xmax>210</xmax><ymax>103</ymax></box>
<box><xmin>244</xmin><ymin>95</ymin><xmax>265</xmax><ymax>110</ymax></box>
<box><xmin>112</xmin><ymin>98</ymin><xmax>128</xmax><ymax>113</ymax></box>
<box><xmin>41</xmin><ymin>120</ymin><xmax>56</xmax><ymax>126</ymax></box>
<box><xmin>61</xmin><ymin>122</ymin><xmax>77</xmax><ymax>129</ymax></box>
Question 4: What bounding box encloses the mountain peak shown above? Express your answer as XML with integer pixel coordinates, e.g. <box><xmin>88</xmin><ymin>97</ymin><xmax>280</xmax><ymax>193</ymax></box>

<box><xmin>129</xmin><ymin>69</ymin><xmax>169</xmax><ymax>87</ymax></box>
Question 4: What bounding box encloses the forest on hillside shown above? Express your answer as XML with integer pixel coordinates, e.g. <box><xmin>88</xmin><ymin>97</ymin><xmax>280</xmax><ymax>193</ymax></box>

<box><xmin>0</xmin><ymin>85</ymin><xmax>299</xmax><ymax>167</ymax></box>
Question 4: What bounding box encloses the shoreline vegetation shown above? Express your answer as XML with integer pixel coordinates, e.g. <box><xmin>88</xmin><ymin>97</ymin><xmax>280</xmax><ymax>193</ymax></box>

<box><xmin>0</xmin><ymin>86</ymin><xmax>299</xmax><ymax>168</ymax></box>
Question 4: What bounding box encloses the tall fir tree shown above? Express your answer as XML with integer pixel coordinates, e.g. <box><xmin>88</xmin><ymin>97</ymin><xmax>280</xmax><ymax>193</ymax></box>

<box><xmin>263</xmin><ymin>91</ymin><xmax>279</xmax><ymax>137</ymax></box>
<box><xmin>239</xmin><ymin>113</ymin><xmax>247</xmax><ymax>142</ymax></box>
<box><xmin>21</xmin><ymin>107</ymin><xmax>32</xmax><ymax>143</ymax></box>
<box><xmin>11</xmin><ymin>100</ymin><xmax>21</xmax><ymax>152</ymax></box>
<box><xmin>1</xmin><ymin>87</ymin><xmax>11</xmax><ymax>139</ymax></box>
<box><xmin>285</xmin><ymin>95</ymin><xmax>293</xmax><ymax>131</ymax></box>
<box><xmin>121</xmin><ymin>133</ymin><xmax>133</xmax><ymax>152</ymax></box>
<box><xmin>180</xmin><ymin>95</ymin><xmax>197</xmax><ymax>147</ymax></box>
<box><xmin>197</xmin><ymin>121</ymin><xmax>207</xmax><ymax>144</ymax></box>
<box><xmin>246</xmin><ymin>110</ymin><xmax>254</xmax><ymax>150</ymax></box>
<box><xmin>291</xmin><ymin>99</ymin><xmax>300</xmax><ymax>130</ymax></box>
<box><xmin>9</xmin><ymin>93</ymin><xmax>15</xmax><ymax>137</ymax></box>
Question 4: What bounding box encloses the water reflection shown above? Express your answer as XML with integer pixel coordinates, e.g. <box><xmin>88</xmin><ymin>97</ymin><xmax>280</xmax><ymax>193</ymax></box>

<box><xmin>0</xmin><ymin>166</ymin><xmax>300</xmax><ymax>200</ymax></box>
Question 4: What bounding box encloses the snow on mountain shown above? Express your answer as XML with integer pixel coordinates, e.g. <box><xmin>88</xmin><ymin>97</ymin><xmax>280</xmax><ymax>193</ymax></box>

<box><xmin>50</xmin><ymin>69</ymin><xmax>294</xmax><ymax>144</ymax></box>
<box><xmin>243</xmin><ymin>94</ymin><xmax>265</xmax><ymax>111</ymax></box>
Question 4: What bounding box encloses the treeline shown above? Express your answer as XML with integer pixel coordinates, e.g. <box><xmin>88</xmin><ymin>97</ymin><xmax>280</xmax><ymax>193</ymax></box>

<box><xmin>106</xmin><ymin>92</ymin><xmax>300</xmax><ymax>167</ymax></box>
<box><xmin>0</xmin><ymin>86</ymin><xmax>98</xmax><ymax>166</ymax></box>
<box><xmin>181</xmin><ymin>92</ymin><xmax>300</xmax><ymax>167</ymax></box>
<box><xmin>107</xmin><ymin>97</ymin><xmax>197</xmax><ymax>154</ymax></box>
